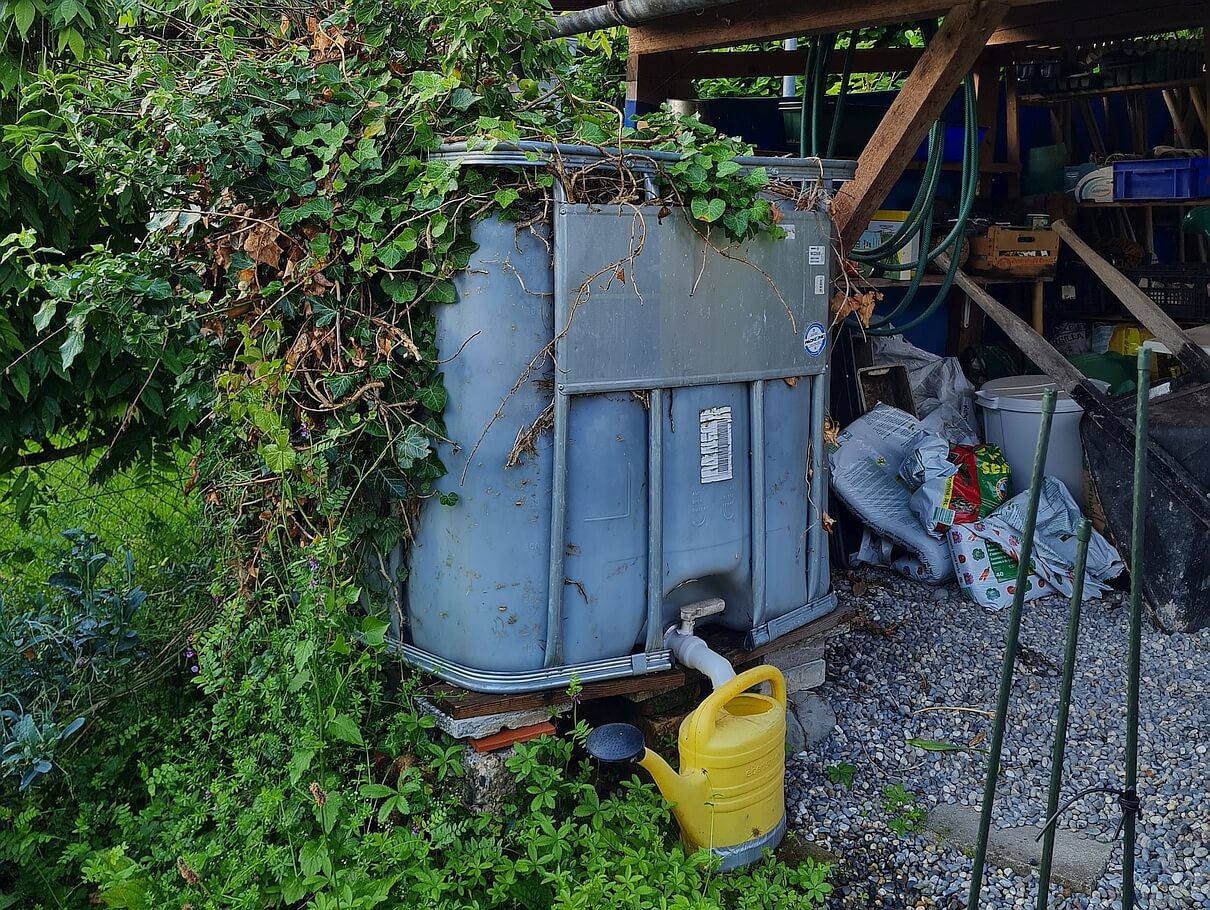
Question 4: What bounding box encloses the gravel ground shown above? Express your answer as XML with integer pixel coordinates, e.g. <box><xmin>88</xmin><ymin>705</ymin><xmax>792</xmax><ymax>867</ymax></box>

<box><xmin>787</xmin><ymin>568</ymin><xmax>1210</xmax><ymax>910</ymax></box>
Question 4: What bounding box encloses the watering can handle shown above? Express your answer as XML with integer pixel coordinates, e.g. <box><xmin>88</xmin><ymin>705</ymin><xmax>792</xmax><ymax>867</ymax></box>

<box><xmin>687</xmin><ymin>665</ymin><xmax>787</xmax><ymax>745</ymax></box>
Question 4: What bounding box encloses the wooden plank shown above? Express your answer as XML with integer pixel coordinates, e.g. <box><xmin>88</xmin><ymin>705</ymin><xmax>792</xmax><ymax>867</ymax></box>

<box><xmin>832</xmin><ymin>1</ymin><xmax>1011</xmax><ymax>252</ymax></box>
<box><xmin>626</xmin><ymin>51</ymin><xmax>693</xmax><ymax>107</ymax></box>
<box><xmin>1005</xmin><ymin>66</ymin><xmax>1021</xmax><ymax>196</ymax></box>
<box><xmin>989</xmin><ymin>0</ymin><xmax>1210</xmax><ymax>46</ymax></box>
<box><xmin>629</xmin><ymin>0</ymin><xmax>1047</xmax><ymax>56</ymax></box>
<box><xmin>1051</xmin><ymin>220</ymin><xmax>1210</xmax><ymax>381</ymax></box>
<box><xmin>424</xmin><ymin>600</ymin><xmax>855</xmax><ymax>719</ymax></box>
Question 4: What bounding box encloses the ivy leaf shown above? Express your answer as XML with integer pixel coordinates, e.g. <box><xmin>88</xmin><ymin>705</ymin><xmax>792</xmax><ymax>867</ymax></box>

<box><xmin>449</xmin><ymin>87</ymin><xmax>478</xmax><ymax>110</ymax></box>
<box><xmin>418</xmin><ymin>381</ymin><xmax>446</xmax><ymax>412</ymax></box>
<box><xmin>690</xmin><ymin>197</ymin><xmax>726</xmax><ymax>224</ymax></box>
<box><xmin>424</xmin><ymin>279</ymin><xmax>456</xmax><ymax>305</ymax></box>
<box><xmin>493</xmin><ymin>188</ymin><xmax>519</xmax><ymax>209</ymax></box>
<box><xmin>393</xmin><ymin>425</ymin><xmax>430</xmax><ymax>470</ymax></box>
<box><xmin>716</xmin><ymin>160</ymin><xmax>742</xmax><ymax>178</ymax></box>
<box><xmin>722</xmin><ymin>209</ymin><xmax>750</xmax><ymax>238</ymax></box>
<box><xmin>327</xmin><ymin>714</ymin><xmax>363</xmax><ymax>746</ymax></box>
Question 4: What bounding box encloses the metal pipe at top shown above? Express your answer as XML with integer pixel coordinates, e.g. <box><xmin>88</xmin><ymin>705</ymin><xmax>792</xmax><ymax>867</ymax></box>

<box><xmin>548</xmin><ymin>0</ymin><xmax>737</xmax><ymax>38</ymax></box>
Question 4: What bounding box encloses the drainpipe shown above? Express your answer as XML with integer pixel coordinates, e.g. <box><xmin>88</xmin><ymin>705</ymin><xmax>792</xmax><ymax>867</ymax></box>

<box><xmin>548</xmin><ymin>0</ymin><xmax>738</xmax><ymax>39</ymax></box>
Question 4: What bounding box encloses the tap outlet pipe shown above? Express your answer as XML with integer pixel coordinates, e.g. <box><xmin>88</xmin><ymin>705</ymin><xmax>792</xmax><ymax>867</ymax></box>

<box><xmin>665</xmin><ymin>628</ymin><xmax>736</xmax><ymax>689</ymax></box>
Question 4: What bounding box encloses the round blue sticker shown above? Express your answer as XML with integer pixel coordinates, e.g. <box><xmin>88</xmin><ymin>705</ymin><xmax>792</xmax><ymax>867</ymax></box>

<box><xmin>803</xmin><ymin>322</ymin><xmax>827</xmax><ymax>356</ymax></box>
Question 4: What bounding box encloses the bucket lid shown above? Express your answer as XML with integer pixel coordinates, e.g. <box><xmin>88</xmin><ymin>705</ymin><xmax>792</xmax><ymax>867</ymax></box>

<box><xmin>976</xmin><ymin>375</ymin><xmax>1084</xmax><ymax>413</ymax></box>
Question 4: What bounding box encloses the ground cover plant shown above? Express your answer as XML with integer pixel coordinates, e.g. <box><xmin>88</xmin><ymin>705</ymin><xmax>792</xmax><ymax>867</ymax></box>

<box><xmin>0</xmin><ymin>0</ymin><xmax>832</xmax><ymax>906</ymax></box>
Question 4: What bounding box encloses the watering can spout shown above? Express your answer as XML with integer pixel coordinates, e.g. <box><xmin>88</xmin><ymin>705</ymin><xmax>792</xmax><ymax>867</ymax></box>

<box><xmin>636</xmin><ymin>749</ymin><xmax>709</xmax><ymax>820</ymax></box>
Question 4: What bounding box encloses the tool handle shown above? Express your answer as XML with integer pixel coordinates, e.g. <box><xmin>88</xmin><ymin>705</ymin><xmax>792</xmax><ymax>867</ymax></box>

<box><xmin>688</xmin><ymin>665</ymin><xmax>786</xmax><ymax>744</ymax></box>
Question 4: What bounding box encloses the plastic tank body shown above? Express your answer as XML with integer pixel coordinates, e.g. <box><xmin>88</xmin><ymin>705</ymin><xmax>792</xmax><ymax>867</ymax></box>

<box><xmin>400</xmin><ymin>145</ymin><xmax>852</xmax><ymax>692</ymax></box>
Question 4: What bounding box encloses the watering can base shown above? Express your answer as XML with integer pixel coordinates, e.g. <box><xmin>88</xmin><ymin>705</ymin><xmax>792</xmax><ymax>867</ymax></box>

<box><xmin>707</xmin><ymin>814</ymin><xmax>788</xmax><ymax>871</ymax></box>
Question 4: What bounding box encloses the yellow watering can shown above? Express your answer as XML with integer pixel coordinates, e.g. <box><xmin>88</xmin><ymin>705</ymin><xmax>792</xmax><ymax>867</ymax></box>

<box><xmin>587</xmin><ymin>665</ymin><xmax>788</xmax><ymax>870</ymax></box>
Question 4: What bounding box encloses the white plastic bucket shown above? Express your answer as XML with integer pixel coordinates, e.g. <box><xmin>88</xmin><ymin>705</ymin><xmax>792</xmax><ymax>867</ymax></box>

<box><xmin>976</xmin><ymin>375</ymin><xmax>1087</xmax><ymax>505</ymax></box>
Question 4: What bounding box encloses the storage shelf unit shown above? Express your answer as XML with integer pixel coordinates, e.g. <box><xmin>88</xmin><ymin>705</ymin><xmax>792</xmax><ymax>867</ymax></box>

<box><xmin>1020</xmin><ymin>77</ymin><xmax>1204</xmax><ymax>105</ymax></box>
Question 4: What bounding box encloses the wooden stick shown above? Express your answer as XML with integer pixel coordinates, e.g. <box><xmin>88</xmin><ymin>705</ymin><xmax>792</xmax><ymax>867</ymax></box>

<box><xmin>1191</xmin><ymin>87</ymin><xmax>1210</xmax><ymax>140</ymax></box>
<box><xmin>1052</xmin><ymin>220</ymin><xmax>1210</xmax><ymax>380</ymax></box>
<box><xmin>1163</xmin><ymin>89</ymin><xmax>1193</xmax><ymax>149</ymax></box>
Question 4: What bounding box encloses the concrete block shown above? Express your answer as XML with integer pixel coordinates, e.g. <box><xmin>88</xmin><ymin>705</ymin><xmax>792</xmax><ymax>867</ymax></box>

<box><xmin>781</xmin><ymin>658</ymin><xmax>826</xmax><ymax>693</ymax></box>
<box><xmin>926</xmin><ymin>802</ymin><xmax>1112</xmax><ymax>893</ymax></box>
<box><xmin>418</xmin><ymin>697</ymin><xmax>565</xmax><ymax>740</ymax></box>
<box><xmin>463</xmin><ymin>746</ymin><xmax>517</xmax><ymax>815</ymax></box>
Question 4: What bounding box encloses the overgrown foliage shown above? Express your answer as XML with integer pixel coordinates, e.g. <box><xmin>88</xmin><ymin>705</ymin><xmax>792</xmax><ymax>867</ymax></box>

<box><xmin>0</xmin><ymin>0</ymin><xmax>828</xmax><ymax>906</ymax></box>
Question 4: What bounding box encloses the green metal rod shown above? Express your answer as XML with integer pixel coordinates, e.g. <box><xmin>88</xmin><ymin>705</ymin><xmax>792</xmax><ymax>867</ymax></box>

<box><xmin>1035</xmin><ymin>519</ymin><xmax>1093</xmax><ymax>910</ymax></box>
<box><xmin>967</xmin><ymin>387</ymin><xmax>1058</xmax><ymax>910</ymax></box>
<box><xmin>1123</xmin><ymin>348</ymin><xmax>1150</xmax><ymax>909</ymax></box>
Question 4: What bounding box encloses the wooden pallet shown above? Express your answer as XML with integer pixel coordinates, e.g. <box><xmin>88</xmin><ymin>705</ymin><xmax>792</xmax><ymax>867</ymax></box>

<box><xmin>420</xmin><ymin>601</ymin><xmax>854</xmax><ymax>719</ymax></box>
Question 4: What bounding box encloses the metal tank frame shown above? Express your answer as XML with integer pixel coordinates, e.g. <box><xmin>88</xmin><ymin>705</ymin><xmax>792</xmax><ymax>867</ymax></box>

<box><xmin>391</xmin><ymin>143</ymin><xmax>856</xmax><ymax>693</ymax></box>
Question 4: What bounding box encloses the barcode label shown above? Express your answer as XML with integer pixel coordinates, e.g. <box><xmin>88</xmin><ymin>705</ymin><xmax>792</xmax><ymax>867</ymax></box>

<box><xmin>699</xmin><ymin>407</ymin><xmax>733</xmax><ymax>484</ymax></box>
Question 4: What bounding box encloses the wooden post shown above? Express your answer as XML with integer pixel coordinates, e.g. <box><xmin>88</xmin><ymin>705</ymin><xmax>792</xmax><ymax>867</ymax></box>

<box><xmin>1031</xmin><ymin>278</ymin><xmax>1045</xmax><ymax>334</ymax></box>
<box><xmin>974</xmin><ymin>60</ymin><xmax>1002</xmax><ymax>194</ymax></box>
<box><xmin>626</xmin><ymin>52</ymin><xmax>692</xmax><ymax>113</ymax></box>
<box><xmin>1005</xmin><ymin>65</ymin><xmax>1021</xmax><ymax>195</ymax></box>
<box><xmin>832</xmin><ymin>1</ymin><xmax>1011</xmax><ymax>252</ymax></box>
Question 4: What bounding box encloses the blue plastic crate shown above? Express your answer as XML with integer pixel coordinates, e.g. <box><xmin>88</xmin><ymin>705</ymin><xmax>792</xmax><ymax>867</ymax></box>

<box><xmin>1113</xmin><ymin>158</ymin><xmax>1210</xmax><ymax>200</ymax></box>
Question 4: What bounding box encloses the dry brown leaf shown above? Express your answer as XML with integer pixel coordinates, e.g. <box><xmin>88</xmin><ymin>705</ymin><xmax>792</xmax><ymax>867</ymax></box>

<box><xmin>243</xmin><ymin>222</ymin><xmax>283</xmax><ymax>269</ymax></box>
<box><xmin>830</xmin><ymin>290</ymin><xmax>879</xmax><ymax>328</ymax></box>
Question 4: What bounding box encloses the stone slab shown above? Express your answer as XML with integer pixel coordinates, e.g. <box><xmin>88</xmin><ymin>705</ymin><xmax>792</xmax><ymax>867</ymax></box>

<box><xmin>418</xmin><ymin>697</ymin><xmax>565</xmax><ymax>740</ymax></box>
<box><xmin>926</xmin><ymin>802</ymin><xmax>1113</xmax><ymax>893</ymax></box>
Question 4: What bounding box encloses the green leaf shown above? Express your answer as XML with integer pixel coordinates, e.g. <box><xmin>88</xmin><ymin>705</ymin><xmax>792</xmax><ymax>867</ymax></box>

<box><xmin>690</xmin><ymin>197</ymin><xmax>726</xmax><ymax>224</ymax></box>
<box><xmin>906</xmin><ymin>738</ymin><xmax>974</xmax><ymax>753</ymax></box>
<box><xmin>493</xmin><ymin>188</ymin><xmax>519</xmax><ymax>209</ymax></box>
<box><xmin>59</xmin><ymin>326</ymin><xmax>85</xmax><ymax>369</ymax></box>
<box><xmin>393</xmin><ymin>425</ymin><xmax>430</xmax><ymax>470</ymax></box>
<box><xmin>424</xmin><ymin>279</ymin><xmax>456</xmax><ymax>305</ymax></box>
<box><xmin>287</xmin><ymin>749</ymin><xmax>315</xmax><ymax>785</ymax></box>
<box><xmin>12</xmin><ymin>0</ymin><xmax>36</xmax><ymax>37</ymax></box>
<box><xmin>9</xmin><ymin>367</ymin><xmax>30</xmax><ymax>401</ymax></box>
<box><xmin>360</xmin><ymin>616</ymin><xmax>389</xmax><ymax>648</ymax></box>
<box><xmin>359</xmin><ymin>783</ymin><xmax>397</xmax><ymax>800</ymax></box>
<box><xmin>418</xmin><ymin>381</ymin><xmax>446</xmax><ymax>412</ymax></box>
<box><xmin>262</xmin><ymin>442</ymin><xmax>297</xmax><ymax>474</ymax></box>
<box><xmin>33</xmin><ymin>299</ymin><xmax>58</xmax><ymax>332</ymax></box>
<box><xmin>327</xmin><ymin>714</ymin><xmax>363</xmax><ymax>746</ymax></box>
<box><xmin>716</xmin><ymin>160</ymin><xmax>742</xmax><ymax>178</ymax></box>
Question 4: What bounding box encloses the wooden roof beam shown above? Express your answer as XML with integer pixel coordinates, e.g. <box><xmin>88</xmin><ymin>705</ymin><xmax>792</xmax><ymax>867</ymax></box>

<box><xmin>832</xmin><ymin>0</ymin><xmax>1011</xmax><ymax>252</ymax></box>
<box><xmin>629</xmin><ymin>0</ymin><xmax>1050</xmax><ymax>56</ymax></box>
<box><xmin>988</xmin><ymin>0</ymin><xmax>1210</xmax><ymax>47</ymax></box>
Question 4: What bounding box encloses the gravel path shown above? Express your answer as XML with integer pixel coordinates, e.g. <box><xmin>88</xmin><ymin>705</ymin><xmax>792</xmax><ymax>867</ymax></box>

<box><xmin>787</xmin><ymin>568</ymin><xmax>1210</xmax><ymax>910</ymax></box>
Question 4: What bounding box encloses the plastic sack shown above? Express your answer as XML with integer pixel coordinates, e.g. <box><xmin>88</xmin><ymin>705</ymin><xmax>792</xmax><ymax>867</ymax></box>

<box><xmin>1051</xmin><ymin>321</ymin><xmax>1090</xmax><ymax>356</ymax></box>
<box><xmin>830</xmin><ymin>405</ymin><xmax>955</xmax><ymax>584</ymax></box>
<box><xmin>873</xmin><ymin>336</ymin><xmax>980</xmax><ymax>444</ymax></box>
<box><xmin>901</xmin><ymin>434</ymin><xmax>1013</xmax><ymax>536</ymax></box>
<box><xmin>949</xmin><ymin>476</ymin><xmax>1124</xmax><ymax>609</ymax></box>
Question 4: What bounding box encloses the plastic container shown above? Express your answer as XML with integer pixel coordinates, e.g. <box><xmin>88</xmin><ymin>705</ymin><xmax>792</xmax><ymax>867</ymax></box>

<box><xmin>976</xmin><ymin>375</ymin><xmax>1088</xmax><ymax>506</ymax></box>
<box><xmin>1112</xmin><ymin>158</ymin><xmax>1210</xmax><ymax>201</ymax></box>
<box><xmin>399</xmin><ymin>144</ymin><xmax>855</xmax><ymax>693</ymax></box>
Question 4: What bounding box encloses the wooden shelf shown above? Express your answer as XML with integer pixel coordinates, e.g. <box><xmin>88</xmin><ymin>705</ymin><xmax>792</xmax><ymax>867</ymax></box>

<box><xmin>1078</xmin><ymin>200</ymin><xmax>1210</xmax><ymax>209</ymax></box>
<box><xmin>1020</xmin><ymin>77</ymin><xmax>1203</xmax><ymax>105</ymax></box>
<box><xmin>862</xmin><ymin>273</ymin><xmax>1050</xmax><ymax>288</ymax></box>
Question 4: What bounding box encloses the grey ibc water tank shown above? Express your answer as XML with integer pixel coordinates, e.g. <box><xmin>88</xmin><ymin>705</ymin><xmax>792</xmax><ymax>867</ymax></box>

<box><xmin>399</xmin><ymin>143</ymin><xmax>854</xmax><ymax>693</ymax></box>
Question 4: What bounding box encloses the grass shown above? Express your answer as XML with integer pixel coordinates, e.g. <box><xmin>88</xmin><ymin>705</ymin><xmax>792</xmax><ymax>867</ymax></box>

<box><xmin>0</xmin><ymin>447</ymin><xmax>202</xmax><ymax>599</ymax></box>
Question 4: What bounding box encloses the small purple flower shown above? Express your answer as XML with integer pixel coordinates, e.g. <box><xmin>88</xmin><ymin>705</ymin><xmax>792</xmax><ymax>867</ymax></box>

<box><xmin>298</xmin><ymin>424</ymin><xmax>310</xmax><ymax>440</ymax></box>
<box><xmin>308</xmin><ymin>557</ymin><xmax>320</xmax><ymax>571</ymax></box>
<box><xmin>191</xmin><ymin>664</ymin><xmax>199</xmax><ymax>674</ymax></box>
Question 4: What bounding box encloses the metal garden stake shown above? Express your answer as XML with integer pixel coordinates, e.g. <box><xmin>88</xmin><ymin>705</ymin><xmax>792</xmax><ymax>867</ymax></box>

<box><xmin>1121</xmin><ymin>346</ymin><xmax>1150</xmax><ymax>909</ymax></box>
<box><xmin>967</xmin><ymin>386</ymin><xmax>1057</xmax><ymax>910</ymax></box>
<box><xmin>1034</xmin><ymin>519</ymin><xmax>1093</xmax><ymax>910</ymax></box>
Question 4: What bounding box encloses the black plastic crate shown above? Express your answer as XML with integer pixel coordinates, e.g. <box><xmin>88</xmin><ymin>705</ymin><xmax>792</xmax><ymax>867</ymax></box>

<box><xmin>1056</xmin><ymin>261</ymin><xmax>1116</xmax><ymax>318</ymax></box>
<box><xmin>1122</xmin><ymin>264</ymin><xmax>1210</xmax><ymax>323</ymax></box>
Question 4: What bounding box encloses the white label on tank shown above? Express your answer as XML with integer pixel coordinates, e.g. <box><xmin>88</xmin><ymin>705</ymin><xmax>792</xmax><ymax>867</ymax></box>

<box><xmin>815</xmin><ymin>273</ymin><xmax>827</xmax><ymax>296</ymax></box>
<box><xmin>808</xmin><ymin>245</ymin><xmax>826</xmax><ymax>266</ymax></box>
<box><xmin>699</xmin><ymin>407</ymin><xmax>733</xmax><ymax>484</ymax></box>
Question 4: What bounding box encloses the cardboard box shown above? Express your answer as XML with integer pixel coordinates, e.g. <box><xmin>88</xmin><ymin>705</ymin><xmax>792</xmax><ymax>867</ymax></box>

<box><xmin>854</xmin><ymin>210</ymin><xmax>919</xmax><ymax>281</ymax></box>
